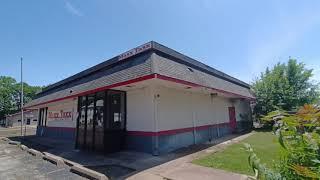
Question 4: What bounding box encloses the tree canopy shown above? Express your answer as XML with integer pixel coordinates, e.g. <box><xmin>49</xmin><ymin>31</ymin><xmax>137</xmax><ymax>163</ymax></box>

<box><xmin>251</xmin><ymin>59</ymin><xmax>319</xmax><ymax>117</ymax></box>
<box><xmin>0</xmin><ymin>76</ymin><xmax>43</xmax><ymax>120</ymax></box>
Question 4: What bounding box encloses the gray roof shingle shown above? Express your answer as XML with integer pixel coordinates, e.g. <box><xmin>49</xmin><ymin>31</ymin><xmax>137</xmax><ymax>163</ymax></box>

<box><xmin>26</xmin><ymin>41</ymin><xmax>253</xmax><ymax>108</ymax></box>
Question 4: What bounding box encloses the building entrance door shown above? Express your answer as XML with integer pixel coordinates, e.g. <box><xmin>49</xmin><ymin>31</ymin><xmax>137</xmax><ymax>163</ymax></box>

<box><xmin>77</xmin><ymin>96</ymin><xmax>86</xmax><ymax>149</ymax></box>
<box><xmin>228</xmin><ymin>107</ymin><xmax>236</xmax><ymax>132</ymax></box>
<box><xmin>76</xmin><ymin>90</ymin><xmax>126</xmax><ymax>153</ymax></box>
<box><xmin>94</xmin><ymin>92</ymin><xmax>105</xmax><ymax>151</ymax></box>
<box><xmin>104</xmin><ymin>90</ymin><xmax>126</xmax><ymax>153</ymax></box>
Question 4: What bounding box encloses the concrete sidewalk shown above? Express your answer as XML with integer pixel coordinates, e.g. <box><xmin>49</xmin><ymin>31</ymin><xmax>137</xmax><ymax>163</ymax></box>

<box><xmin>127</xmin><ymin>132</ymin><xmax>253</xmax><ymax>180</ymax></box>
<box><xmin>9</xmin><ymin>132</ymin><xmax>253</xmax><ymax>179</ymax></box>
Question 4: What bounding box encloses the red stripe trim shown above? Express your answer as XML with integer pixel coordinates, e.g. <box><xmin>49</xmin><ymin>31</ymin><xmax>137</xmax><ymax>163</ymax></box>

<box><xmin>40</xmin><ymin>123</ymin><xmax>230</xmax><ymax>136</ymax></box>
<box><xmin>25</xmin><ymin>74</ymin><xmax>156</xmax><ymax>109</ymax></box>
<box><xmin>157</xmin><ymin>74</ymin><xmax>255</xmax><ymax>100</ymax></box>
<box><xmin>127</xmin><ymin>122</ymin><xmax>230</xmax><ymax>136</ymax></box>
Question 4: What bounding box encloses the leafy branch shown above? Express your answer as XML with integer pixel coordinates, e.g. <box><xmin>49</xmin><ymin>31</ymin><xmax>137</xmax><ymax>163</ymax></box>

<box><xmin>246</xmin><ymin>105</ymin><xmax>320</xmax><ymax>179</ymax></box>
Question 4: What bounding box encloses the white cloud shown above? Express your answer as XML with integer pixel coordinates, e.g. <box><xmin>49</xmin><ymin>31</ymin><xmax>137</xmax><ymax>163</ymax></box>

<box><xmin>65</xmin><ymin>1</ymin><xmax>83</xmax><ymax>17</ymax></box>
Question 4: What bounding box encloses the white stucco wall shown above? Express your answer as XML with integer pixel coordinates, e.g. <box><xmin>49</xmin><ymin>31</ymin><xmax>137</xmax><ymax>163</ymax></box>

<box><xmin>155</xmin><ymin>86</ymin><xmax>235</xmax><ymax>131</ymax></box>
<box><xmin>126</xmin><ymin>87</ymin><xmax>252</xmax><ymax>132</ymax></box>
<box><xmin>36</xmin><ymin>85</ymin><xmax>251</xmax><ymax>132</ymax></box>
<box><xmin>6</xmin><ymin>110</ymin><xmax>39</xmax><ymax>127</ymax></box>
<box><xmin>126</xmin><ymin>87</ymin><xmax>154</xmax><ymax>132</ymax></box>
<box><xmin>211</xmin><ymin>96</ymin><xmax>234</xmax><ymax>124</ymax></box>
<box><xmin>46</xmin><ymin>98</ymin><xmax>78</xmax><ymax>128</ymax></box>
<box><xmin>156</xmin><ymin>87</ymin><xmax>194</xmax><ymax>131</ymax></box>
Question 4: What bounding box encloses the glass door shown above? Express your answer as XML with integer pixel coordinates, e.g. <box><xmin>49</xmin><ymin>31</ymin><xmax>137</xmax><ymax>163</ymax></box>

<box><xmin>94</xmin><ymin>91</ymin><xmax>105</xmax><ymax>151</ymax></box>
<box><xmin>85</xmin><ymin>94</ymin><xmax>95</xmax><ymax>150</ymax></box>
<box><xmin>76</xmin><ymin>90</ymin><xmax>126</xmax><ymax>153</ymax></box>
<box><xmin>105</xmin><ymin>90</ymin><xmax>126</xmax><ymax>153</ymax></box>
<box><xmin>77</xmin><ymin>96</ymin><xmax>86</xmax><ymax>148</ymax></box>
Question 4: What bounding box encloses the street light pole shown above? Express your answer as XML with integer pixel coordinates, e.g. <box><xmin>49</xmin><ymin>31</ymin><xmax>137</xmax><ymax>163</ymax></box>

<box><xmin>20</xmin><ymin>57</ymin><xmax>24</xmax><ymax>137</ymax></box>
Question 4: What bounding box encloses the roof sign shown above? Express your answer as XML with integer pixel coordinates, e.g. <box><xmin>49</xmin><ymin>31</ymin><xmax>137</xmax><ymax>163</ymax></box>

<box><xmin>118</xmin><ymin>42</ymin><xmax>152</xmax><ymax>61</ymax></box>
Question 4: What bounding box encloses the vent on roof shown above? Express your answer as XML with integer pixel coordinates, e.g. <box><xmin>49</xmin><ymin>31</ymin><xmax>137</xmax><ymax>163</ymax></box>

<box><xmin>187</xmin><ymin>67</ymin><xmax>194</xmax><ymax>72</ymax></box>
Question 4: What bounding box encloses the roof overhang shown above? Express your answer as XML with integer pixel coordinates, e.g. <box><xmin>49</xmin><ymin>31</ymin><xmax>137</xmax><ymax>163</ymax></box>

<box><xmin>25</xmin><ymin>73</ymin><xmax>255</xmax><ymax>109</ymax></box>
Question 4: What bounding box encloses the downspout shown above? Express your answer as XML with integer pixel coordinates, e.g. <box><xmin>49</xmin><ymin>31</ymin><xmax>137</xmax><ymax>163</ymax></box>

<box><xmin>216</xmin><ymin>96</ymin><xmax>220</xmax><ymax>138</ymax></box>
<box><xmin>151</xmin><ymin>49</ymin><xmax>160</xmax><ymax>155</ymax></box>
<box><xmin>209</xmin><ymin>93</ymin><xmax>214</xmax><ymax>141</ymax></box>
<box><xmin>153</xmin><ymin>86</ymin><xmax>159</xmax><ymax>155</ymax></box>
<box><xmin>192</xmin><ymin>112</ymin><xmax>197</xmax><ymax>144</ymax></box>
<box><xmin>209</xmin><ymin>93</ymin><xmax>220</xmax><ymax>138</ymax></box>
<box><xmin>192</xmin><ymin>92</ymin><xmax>197</xmax><ymax>145</ymax></box>
<box><xmin>217</xmin><ymin>124</ymin><xmax>220</xmax><ymax>137</ymax></box>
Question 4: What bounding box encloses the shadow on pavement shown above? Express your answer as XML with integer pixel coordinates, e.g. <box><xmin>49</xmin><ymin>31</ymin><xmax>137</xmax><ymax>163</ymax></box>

<box><xmin>7</xmin><ymin>130</ymin><xmax>251</xmax><ymax>180</ymax></box>
<box><xmin>8</xmin><ymin>136</ymin><xmax>53</xmax><ymax>152</ymax></box>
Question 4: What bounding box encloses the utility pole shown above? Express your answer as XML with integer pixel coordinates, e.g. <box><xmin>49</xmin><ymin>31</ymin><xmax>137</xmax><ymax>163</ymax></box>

<box><xmin>20</xmin><ymin>57</ymin><xmax>24</xmax><ymax>137</ymax></box>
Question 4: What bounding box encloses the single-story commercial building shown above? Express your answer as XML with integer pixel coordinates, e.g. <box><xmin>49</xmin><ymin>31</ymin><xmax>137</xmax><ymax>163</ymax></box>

<box><xmin>24</xmin><ymin>41</ymin><xmax>254</xmax><ymax>155</ymax></box>
<box><xmin>5</xmin><ymin>109</ymin><xmax>39</xmax><ymax>127</ymax></box>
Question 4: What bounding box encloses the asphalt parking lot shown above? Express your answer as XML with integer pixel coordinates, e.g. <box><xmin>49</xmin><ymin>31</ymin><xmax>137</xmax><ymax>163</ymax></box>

<box><xmin>0</xmin><ymin>139</ymin><xmax>86</xmax><ymax>180</ymax></box>
<box><xmin>0</xmin><ymin>126</ymin><xmax>36</xmax><ymax>137</ymax></box>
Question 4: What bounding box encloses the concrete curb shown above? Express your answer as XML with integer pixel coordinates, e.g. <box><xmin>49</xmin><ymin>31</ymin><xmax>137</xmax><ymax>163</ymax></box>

<box><xmin>71</xmin><ymin>164</ymin><xmax>109</xmax><ymax>180</ymax></box>
<box><xmin>43</xmin><ymin>152</ymin><xmax>65</xmax><ymax>168</ymax></box>
<box><xmin>1</xmin><ymin>137</ymin><xmax>10</xmax><ymax>141</ymax></box>
<box><xmin>8</xmin><ymin>140</ymin><xmax>21</xmax><ymax>145</ymax></box>
<box><xmin>27</xmin><ymin>148</ymin><xmax>44</xmax><ymax>158</ymax></box>
<box><xmin>20</xmin><ymin>144</ymin><xmax>28</xmax><ymax>151</ymax></box>
<box><xmin>63</xmin><ymin>159</ymin><xmax>82</xmax><ymax>167</ymax></box>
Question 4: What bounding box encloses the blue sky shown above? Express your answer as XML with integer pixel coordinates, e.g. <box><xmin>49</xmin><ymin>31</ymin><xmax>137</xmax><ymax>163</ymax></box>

<box><xmin>1</xmin><ymin>1</ymin><xmax>319</xmax><ymax>86</ymax></box>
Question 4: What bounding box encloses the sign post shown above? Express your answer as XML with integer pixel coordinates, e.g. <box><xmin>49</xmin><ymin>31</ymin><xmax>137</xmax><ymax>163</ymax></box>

<box><xmin>20</xmin><ymin>57</ymin><xmax>24</xmax><ymax>137</ymax></box>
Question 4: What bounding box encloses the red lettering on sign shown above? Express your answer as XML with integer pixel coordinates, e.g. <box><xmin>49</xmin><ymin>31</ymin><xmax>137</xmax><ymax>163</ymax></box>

<box><xmin>48</xmin><ymin>110</ymin><xmax>72</xmax><ymax>119</ymax></box>
<box><xmin>118</xmin><ymin>42</ymin><xmax>152</xmax><ymax>61</ymax></box>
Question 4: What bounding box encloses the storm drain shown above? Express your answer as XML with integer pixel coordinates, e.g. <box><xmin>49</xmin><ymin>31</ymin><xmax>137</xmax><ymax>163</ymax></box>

<box><xmin>85</xmin><ymin>164</ymin><xmax>135</xmax><ymax>179</ymax></box>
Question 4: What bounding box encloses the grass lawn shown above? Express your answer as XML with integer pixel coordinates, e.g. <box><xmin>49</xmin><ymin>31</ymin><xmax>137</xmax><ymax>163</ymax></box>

<box><xmin>192</xmin><ymin>131</ymin><xmax>281</xmax><ymax>176</ymax></box>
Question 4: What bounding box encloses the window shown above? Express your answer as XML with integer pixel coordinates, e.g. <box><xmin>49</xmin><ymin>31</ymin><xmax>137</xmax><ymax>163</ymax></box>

<box><xmin>33</xmin><ymin>119</ymin><xmax>37</xmax><ymax>121</ymax></box>
<box><xmin>38</xmin><ymin>107</ymin><xmax>48</xmax><ymax>126</ymax></box>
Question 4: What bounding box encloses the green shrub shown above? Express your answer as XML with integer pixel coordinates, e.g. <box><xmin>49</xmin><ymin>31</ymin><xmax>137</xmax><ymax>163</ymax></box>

<box><xmin>246</xmin><ymin>105</ymin><xmax>320</xmax><ymax>179</ymax></box>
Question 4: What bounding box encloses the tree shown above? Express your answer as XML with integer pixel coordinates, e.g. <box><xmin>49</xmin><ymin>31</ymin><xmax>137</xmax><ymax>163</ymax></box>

<box><xmin>0</xmin><ymin>76</ymin><xmax>42</xmax><ymax>120</ymax></box>
<box><xmin>251</xmin><ymin>59</ymin><xmax>319</xmax><ymax>118</ymax></box>
<box><xmin>0</xmin><ymin>76</ymin><xmax>17</xmax><ymax>120</ymax></box>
